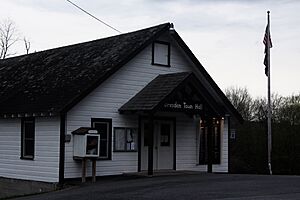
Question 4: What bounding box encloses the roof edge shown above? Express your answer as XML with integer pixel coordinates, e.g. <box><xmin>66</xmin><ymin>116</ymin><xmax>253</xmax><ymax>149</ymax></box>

<box><xmin>0</xmin><ymin>23</ymin><xmax>172</xmax><ymax>62</ymax></box>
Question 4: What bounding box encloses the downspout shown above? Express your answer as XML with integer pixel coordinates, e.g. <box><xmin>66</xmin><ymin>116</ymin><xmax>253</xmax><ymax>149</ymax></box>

<box><xmin>59</xmin><ymin>113</ymin><xmax>66</xmax><ymax>187</ymax></box>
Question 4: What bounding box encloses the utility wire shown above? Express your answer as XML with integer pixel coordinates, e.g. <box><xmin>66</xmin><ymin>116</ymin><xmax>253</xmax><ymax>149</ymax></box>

<box><xmin>66</xmin><ymin>0</ymin><xmax>122</xmax><ymax>34</ymax></box>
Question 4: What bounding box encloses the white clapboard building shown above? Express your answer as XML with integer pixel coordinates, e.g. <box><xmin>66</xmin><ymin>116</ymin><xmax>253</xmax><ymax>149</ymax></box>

<box><xmin>0</xmin><ymin>23</ymin><xmax>242</xmax><ymax>185</ymax></box>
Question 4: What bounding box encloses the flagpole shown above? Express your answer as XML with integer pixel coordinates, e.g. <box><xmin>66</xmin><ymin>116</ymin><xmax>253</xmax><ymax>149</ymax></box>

<box><xmin>267</xmin><ymin>10</ymin><xmax>272</xmax><ymax>175</ymax></box>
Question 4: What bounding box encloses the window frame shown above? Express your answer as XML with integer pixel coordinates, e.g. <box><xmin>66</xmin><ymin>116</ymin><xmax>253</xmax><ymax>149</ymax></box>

<box><xmin>20</xmin><ymin>117</ymin><xmax>35</xmax><ymax>160</ymax></box>
<box><xmin>113</xmin><ymin>127</ymin><xmax>138</xmax><ymax>152</ymax></box>
<box><xmin>91</xmin><ymin>118</ymin><xmax>112</xmax><ymax>160</ymax></box>
<box><xmin>151</xmin><ymin>41</ymin><xmax>171</xmax><ymax>67</ymax></box>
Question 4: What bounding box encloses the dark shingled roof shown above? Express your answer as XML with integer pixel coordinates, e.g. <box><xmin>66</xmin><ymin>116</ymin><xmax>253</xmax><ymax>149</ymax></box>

<box><xmin>119</xmin><ymin>72</ymin><xmax>191</xmax><ymax>112</ymax></box>
<box><xmin>0</xmin><ymin>23</ymin><xmax>171</xmax><ymax>115</ymax></box>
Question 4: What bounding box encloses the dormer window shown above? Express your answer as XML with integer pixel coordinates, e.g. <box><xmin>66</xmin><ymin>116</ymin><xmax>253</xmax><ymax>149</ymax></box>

<box><xmin>152</xmin><ymin>41</ymin><xmax>170</xmax><ymax>67</ymax></box>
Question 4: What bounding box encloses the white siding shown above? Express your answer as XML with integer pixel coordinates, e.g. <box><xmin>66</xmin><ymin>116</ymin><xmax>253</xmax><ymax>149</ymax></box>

<box><xmin>175</xmin><ymin>115</ymin><xmax>229</xmax><ymax>172</ymax></box>
<box><xmin>65</xmin><ymin>34</ymin><xmax>229</xmax><ymax>178</ymax></box>
<box><xmin>0</xmin><ymin>117</ymin><xmax>60</xmax><ymax>182</ymax></box>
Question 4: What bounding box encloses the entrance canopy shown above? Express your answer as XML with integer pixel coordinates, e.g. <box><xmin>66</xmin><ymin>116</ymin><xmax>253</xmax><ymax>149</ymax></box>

<box><xmin>119</xmin><ymin>72</ymin><xmax>226</xmax><ymax>117</ymax></box>
<box><xmin>119</xmin><ymin>72</ymin><xmax>241</xmax><ymax>175</ymax></box>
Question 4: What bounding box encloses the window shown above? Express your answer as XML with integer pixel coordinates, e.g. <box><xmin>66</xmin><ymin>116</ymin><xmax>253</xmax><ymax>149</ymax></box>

<box><xmin>21</xmin><ymin>118</ymin><xmax>35</xmax><ymax>159</ymax></box>
<box><xmin>114</xmin><ymin>128</ymin><xmax>137</xmax><ymax>152</ymax></box>
<box><xmin>199</xmin><ymin>119</ymin><xmax>221</xmax><ymax>164</ymax></box>
<box><xmin>160</xmin><ymin>123</ymin><xmax>170</xmax><ymax>146</ymax></box>
<box><xmin>152</xmin><ymin>41</ymin><xmax>170</xmax><ymax>66</ymax></box>
<box><xmin>91</xmin><ymin>118</ymin><xmax>112</xmax><ymax>159</ymax></box>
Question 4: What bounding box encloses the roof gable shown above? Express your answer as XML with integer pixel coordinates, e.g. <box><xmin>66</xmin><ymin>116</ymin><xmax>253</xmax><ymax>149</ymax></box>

<box><xmin>0</xmin><ymin>23</ymin><xmax>171</xmax><ymax>116</ymax></box>
<box><xmin>119</xmin><ymin>72</ymin><xmax>225</xmax><ymax>117</ymax></box>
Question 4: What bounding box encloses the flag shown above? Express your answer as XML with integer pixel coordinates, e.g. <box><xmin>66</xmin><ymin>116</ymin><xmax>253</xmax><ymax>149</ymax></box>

<box><xmin>263</xmin><ymin>23</ymin><xmax>272</xmax><ymax>76</ymax></box>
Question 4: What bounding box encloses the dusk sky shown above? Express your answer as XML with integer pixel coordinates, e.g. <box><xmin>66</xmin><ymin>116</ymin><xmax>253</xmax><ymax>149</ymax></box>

<box><xmin>1</xmin><ymin>0</ymin><xmax>299</xmax><ymax>98</ymax></box>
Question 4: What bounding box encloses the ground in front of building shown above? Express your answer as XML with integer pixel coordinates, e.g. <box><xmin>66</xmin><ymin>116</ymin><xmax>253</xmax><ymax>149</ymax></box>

<box><xmin>6</xmin><ymin>172</ymin><xmax>300</xmax><ymax>200</ymax></box>
<box><xmin>0</xmin><ymin>177</ymin><xmax>57</xmax><ymax>199</ymax></box>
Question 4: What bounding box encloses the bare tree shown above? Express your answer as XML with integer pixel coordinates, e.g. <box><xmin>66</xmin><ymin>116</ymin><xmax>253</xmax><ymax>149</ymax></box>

<box><xmin>24</xmin><ymin>37</ymin><xmax>30</xmax><ymax>54</ymax></box>
<box><xmin>252</xmin><ymin>94</ymin><xmax>283</xmax><ymax>122</ymax></box>
<box><xmin>0</xmin><ymin>19</ymin><xmax>18</xmax><ymax>59</ymax></box>
<box><xmin>279</xmin><ymin>94</ymin><xmax>300</xmax><ymax>125</ymax></box>
<box><xmin>225</xmin><ymin>87</ymin><xmax>255</xmax><ymax>121</ymax></box>
<box><xmin>252</xmin><ymin>98</ymin><xmax>267</xmax><ymax>122</ymax></box>
<box><xmin>226</xmin><ymin>86</ymin><xmax>300</xmax><ymax>125</ymax></box>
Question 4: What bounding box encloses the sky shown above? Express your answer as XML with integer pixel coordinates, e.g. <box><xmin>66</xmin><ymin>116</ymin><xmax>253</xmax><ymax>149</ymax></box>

<box><xmin>1</xmin><ymin>0</ymin><xmax>299</xmax><ymax>98</ymax></box>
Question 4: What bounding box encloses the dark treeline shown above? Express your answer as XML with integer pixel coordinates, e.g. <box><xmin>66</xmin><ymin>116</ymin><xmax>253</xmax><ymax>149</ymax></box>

<box><xmin>225</xmin><ymin>87</ymin><xmax>300</xmax><ymax>125</ymax></box>
<box><xmin>226</xmin><ymin>87</ymin><xmax>300</xmax><ymax>175</ymax></box>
